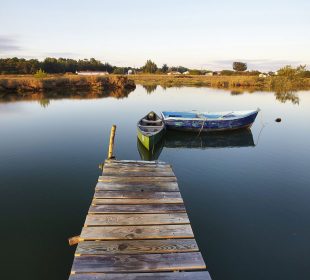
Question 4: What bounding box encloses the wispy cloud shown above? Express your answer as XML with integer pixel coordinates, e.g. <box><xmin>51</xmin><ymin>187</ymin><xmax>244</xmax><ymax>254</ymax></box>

<box><xmin>0</xmin><ymin>35</ymin><xmax>21</xmax><ymax>52</ymax></box>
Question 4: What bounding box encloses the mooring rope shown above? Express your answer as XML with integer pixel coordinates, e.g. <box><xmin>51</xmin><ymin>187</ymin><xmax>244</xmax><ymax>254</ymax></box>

<box><xmin>197</xmin><ymin>113</ymin><xmax>208</xmax><ymax>137</ymax></box>
<box><xmin>255</xmin><ymin>110</ymin><xmax>267</xmax><ymax>146</ymax></box>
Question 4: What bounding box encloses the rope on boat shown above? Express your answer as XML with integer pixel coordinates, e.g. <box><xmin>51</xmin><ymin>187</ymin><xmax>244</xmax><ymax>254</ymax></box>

<box><xmin>197</xmin><ymin>114</ymin><xmax>207</xmax><ymax>137</ymax></box>
<box><xmin>255</xmin><ymin>110</ymin><xmax>268</xmax><ymax>146</ymax></box>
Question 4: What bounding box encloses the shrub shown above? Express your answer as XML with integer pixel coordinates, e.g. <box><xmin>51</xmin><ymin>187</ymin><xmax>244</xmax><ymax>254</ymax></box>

<box><xmin>34</xmin><ymin>69</ymin><xmax>47</xmax><ymax>79</ymax></box>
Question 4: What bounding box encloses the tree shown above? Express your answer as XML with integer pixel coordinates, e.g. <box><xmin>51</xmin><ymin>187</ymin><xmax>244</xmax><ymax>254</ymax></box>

<box><xmin>142</xmin><ymin>60</ymin><xmax>158</xmax><ymax>73</ymax></box>
<box><xmin>277</xmin><ymin>65</ymin><xmax>306</xmax><ymax>78</ymax></box>
<box><xmin>42</xmin><ymin>57</ymin><xmax>62</xmax><ymax>73</ymax></box>
<box><xmin>113</xmin><ymin>67</ymin><xmax>126</xmax><ymax>74</ymax></box>
<box><xmin>161</xmin><ymin>64</ymin><xmax>168</xmax><ymax>73</ymax></box>
<box><xmin>233</xmin><ymin>62</ymin><xmax>247</xmax><ymax>72</ymax></box>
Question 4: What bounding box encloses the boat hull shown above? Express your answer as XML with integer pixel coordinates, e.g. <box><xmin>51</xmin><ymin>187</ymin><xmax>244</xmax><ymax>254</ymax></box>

<box><xmin>137</xmin><ymin>137</ymin><xmax>164</xmax><ymax>161</ymax></box>
<box><xmin>163</xmin><ymin>111</ymin><xmax>258</xmax><ymax>132</ymax></box>
<box><xmin>137</xmin><ymin>127</ymin><xmax>165</xmax><ymax>150</ymax></box>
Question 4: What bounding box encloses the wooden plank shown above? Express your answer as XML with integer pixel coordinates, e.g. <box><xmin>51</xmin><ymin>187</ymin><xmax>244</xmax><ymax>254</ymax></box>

<box><xmin>89</xmin><ymin>204</ymin><xmax>185</xmax><ymax>214</ymax></box>
<box><xmin>105</xmin><ymin>160</ymin><xmax>167</xmax><ymax>165</ymax></box>
<box><xmin>94</xmin><ymin>190</ymin><xmax>182</xmax><ymax>199</ymax></box>
<box><xmin>76</xmin><ymin>239</ymin><xmax>198</xmax><ymax>255</ymax></box>
<box><xmin>102</xmin><ymin>166</ymin><xmax>173</xmax><ymax>172</ymax></box>
<box><xmin>102</xmin><ymin>170</ymin><xmax>175</xmax><ymax>177</ymax></box>
<box><xmin>85</xmin><ymin>213</ymin><xmax>190</xmax><ymax>226</ymax></box>
<box><xmin>80</xmin><ymin>224</ymin><xmax>194</xmax><ymax>240</ymax></box>
<box><xmin>71</xmin><ymin>252</ymin><xmax>206</xmax><ymax>273</ymax></box>
<box><xmin>103</xmin><ymin>163</ymin><xmax>171</xmax><ymax>169</ymax></box>
<box><xmin>98</xmin><ymin>176</ymin><xmax>177</xmax><ymax>183</ymax></box>
<box><xmin>95</xmin><ymin>182</ymin><xmax>179</xmax><ymax>192</ymax></box>
<box><xmin>70</xmin><ymin>271</ymin><xmax>211</xmax><ymax>280</ymax></box>
<box><xmin>92</xmin><ymin>198</ymin><xmax>183</xmax><ymax>205</ymax></box>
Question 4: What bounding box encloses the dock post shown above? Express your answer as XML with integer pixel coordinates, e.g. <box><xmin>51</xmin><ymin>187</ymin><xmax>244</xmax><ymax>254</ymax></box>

<box><xmin>107</xmin><ymin>125</ymin><xmax>116</xmax><ymax>160</ymax></box>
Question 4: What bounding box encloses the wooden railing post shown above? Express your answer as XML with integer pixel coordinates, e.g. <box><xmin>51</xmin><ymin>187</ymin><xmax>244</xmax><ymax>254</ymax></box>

<box><xmin>107</xmin><ymin>125</ymin><xmax>116</xmax><ymax>160</ymax></box>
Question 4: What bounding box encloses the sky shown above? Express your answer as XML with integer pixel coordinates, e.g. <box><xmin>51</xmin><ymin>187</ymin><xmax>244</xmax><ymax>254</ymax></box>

<box><xmin>0</xmin><ymin>0</ymin><xmax>309</xmax><ymax>71</ymax></box>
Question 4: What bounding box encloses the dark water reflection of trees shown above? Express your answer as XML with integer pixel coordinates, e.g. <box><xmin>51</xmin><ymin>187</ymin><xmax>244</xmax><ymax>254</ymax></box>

<box><xmin>0</xmin><ymin>88</ymin><xmax>135</xmax><ymax>108</ymax></box>
<box><xmin>0</xmin><ymin>86</ymin><xmax>302</xmax><ymax>107</ymax></box>
<box><xmin>142</xmin><ymin>84</ymin><xmax>157</xmax><ymax>94</ymax></box>
<box><xmin>274</xmin><ymin>91</ymin><xmax>299</xmax><ymax>105</ymax></box>
<box><xmin>229</xmin><ymin>90</ymin><xmax>299</xmax><ymax>105</ymax></box>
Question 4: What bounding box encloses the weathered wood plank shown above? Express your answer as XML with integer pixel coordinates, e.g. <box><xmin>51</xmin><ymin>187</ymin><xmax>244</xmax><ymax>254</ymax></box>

<box><xmin>95</xmin><ymin>182</ymin><xmax>179</xmax><ymax>192</ymax></box>
<box><xmin>98</xmin><ymin>176</ymin><xmax>177</xmax><ymax>183</ymax></box>
<box><xmin>69</xmin><ymin>160</ymin><xmax>209</xmax><ymax>279</ymax></box>
<box><xmin>103</xmin><ymin>163</ymin><xmax>171</xmax><ymax>169</ymax></box>
<box><xmin>80</xmin><ymin>224</ymin><xmax>194</xmax><ymax>240</ymax></box>
<box><xmin>85</xmin><ymin>213</ymin><xmax>190</xmax><ymax>226</ymax></box>
<box><xmin>76</xmin><ymin>239</ymin><xmax>198</xmax><ymax>255</ymax></box>
<box><xmin>94</xmin><ymin>190</ymin><xmax>182</xmax><ymax>199</ymax></box>
<box><xmin>102</xmin><ymin>171</ymin><xmax>175</xmax><ymax>177</ymax></box>
<box><xmin>71</xmin><ymin>252</ymin><xmax>206</xmax><ymax>273</ymax></box>
<box><xmin>102</xmin><ymin>166</ymin><xmax>173</xmax><ymax>172</ymax></box>
<box><xmin>70</xmin><ymin>271</ymin><xmax>211</xmax><ymax>280</ymax></box>
<box><xmin>92</xmin><ymin>198</ymin><xmax>183</xmax><ymax>205</ymax></box>
<box><xmin>105</xmin><ymin>160</ymin><xmax>168</xmax><ymax>165</ymax></box>
<box><xmin>89</xmin><ymin>204</ymin><xmax>185</xmax><ymax>214</ymax></box>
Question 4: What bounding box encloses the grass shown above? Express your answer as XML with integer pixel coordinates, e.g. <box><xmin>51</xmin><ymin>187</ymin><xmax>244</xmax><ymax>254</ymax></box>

<box><xmin>129</xmin><ymin>74</ymin><xmax>310</xmax><ymax>91</ymax></box>
<box><xmin>1</xmin><ymin>74</ymin><xmax>309</xmax><ymax>98</ymax></box>
<box><xmin>0</xmin><ymin>74</ymin><xmax>136</xmax><ymax>94</ymax></box>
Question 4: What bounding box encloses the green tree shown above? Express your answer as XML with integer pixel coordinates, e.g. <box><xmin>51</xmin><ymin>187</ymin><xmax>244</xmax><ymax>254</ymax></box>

<box><xmin>142</xmin><ymin>60</ymin><xmax>158</xmax><ymax>73</ymax></box>
<box><xmin>161</xmin><ymin>64</ymin><xmax>168</xmax><ymax>73</ymax></box>
<box><xmin>233</xmin><ymin>62</ymin><xmax>247</xmax><ymax>72</ymax></box>
<box><xmin>113</xmin><ymin>67</ymin><xmax>126</xmax><ymax>74</ymax></box>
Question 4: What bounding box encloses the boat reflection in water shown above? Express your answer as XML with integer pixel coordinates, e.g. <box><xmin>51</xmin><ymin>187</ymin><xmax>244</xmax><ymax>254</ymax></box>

<box><xmin>137</xmin><ymin>138</ymin><xmax>164</xmax><ymax>161</ymax></box>
<box><xmin>137</xmin><ymin>129</ymin><xmax>255</xmax><ymax>161</ymax></box>
<box><xmin>164</xmin><ymin>129</ymin><xmax>255</xmax><ymax>149</ymax></box>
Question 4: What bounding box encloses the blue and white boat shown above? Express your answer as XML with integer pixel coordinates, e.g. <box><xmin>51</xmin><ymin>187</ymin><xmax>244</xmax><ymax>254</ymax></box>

<box><xmin>161</xmin><ymin>109</ymin><xmax>260</xmax><ymax>132</ymax></box>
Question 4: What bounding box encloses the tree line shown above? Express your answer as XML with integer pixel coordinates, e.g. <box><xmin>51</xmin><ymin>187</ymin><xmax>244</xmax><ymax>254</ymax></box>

<box><xmin>0</xmin><ymin>57</ymin><xmax>190</xmax><ymax>75</ymax></box>
<box><xmin>0</xmin><ymin>57</ymin><xmax>114</xmax><ymax>74</ymax></box>
<box><xmin>1</xmin><ymin>57</ymin><xmax>309</xmax><ymax>77</ymax></box>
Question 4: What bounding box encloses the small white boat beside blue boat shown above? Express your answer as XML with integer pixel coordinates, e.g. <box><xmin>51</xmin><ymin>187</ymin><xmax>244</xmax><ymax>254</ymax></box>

<box><xmin>161</xmin><ymin>109</ymin><xmax>260</xmax><ymax>132</ymax></box>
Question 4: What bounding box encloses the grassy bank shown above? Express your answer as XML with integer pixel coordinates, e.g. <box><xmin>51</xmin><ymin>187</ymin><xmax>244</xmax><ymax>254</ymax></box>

<box><xmin>130</xmin><ymin>74</ymin><xmax>310</xmax><ymax>91</ymax></box>
<box><xmin>0</xmin><ymin>75</ymin><xmax>136</xmax><ymax>95</ymax></box>
<box><xmin>1</xmin><ymin>74</ymin><xmax>309</xmax><ymax>99</ymax></box>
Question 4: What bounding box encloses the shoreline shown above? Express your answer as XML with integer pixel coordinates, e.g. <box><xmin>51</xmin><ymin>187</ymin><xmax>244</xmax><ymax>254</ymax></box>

<box><xmin>0</xmin><ymin>74</ymin><xmax>309</xmax><ymax>98</ymax></box>
<box><xmin>0</xmin><ymin>75</ymin><xmax>136</xmax><ymax>95</ymax></box>
<box><xmin>130</xmin><ymin>74</ymin><xmax>310</xmax><ymax>92</ymax></box>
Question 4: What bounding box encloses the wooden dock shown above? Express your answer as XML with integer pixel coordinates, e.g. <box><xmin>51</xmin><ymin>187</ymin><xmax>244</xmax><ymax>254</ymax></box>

<box><xmin>69</xmin><ymin>159</ymin><xmax>211</xmax><ymax>279</ymax></box>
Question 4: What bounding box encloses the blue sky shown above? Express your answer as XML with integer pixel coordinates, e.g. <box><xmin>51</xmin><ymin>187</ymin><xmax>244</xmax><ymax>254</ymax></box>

<box><xmin>0</xmin><ymin>0</ymin><xmax>309</xmax><ymax>70</ymax></box>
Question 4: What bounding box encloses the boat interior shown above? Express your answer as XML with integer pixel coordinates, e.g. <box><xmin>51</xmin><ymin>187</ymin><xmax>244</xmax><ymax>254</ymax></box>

<box><xmin>138</xmin><ymin>112</ymin><xmax>164</xmax><ymax>133</ymax></box>
<box><xmin>162</xmin><ymin>110</ymin><xmax>257</xmax><ymax>120</ymax></box>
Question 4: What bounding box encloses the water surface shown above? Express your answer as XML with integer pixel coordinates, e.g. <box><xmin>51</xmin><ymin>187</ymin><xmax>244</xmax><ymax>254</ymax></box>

<box><xmin>0</xmin><ymin>86</ymin><xmax>309</xmax><ymax>280</ymax></box>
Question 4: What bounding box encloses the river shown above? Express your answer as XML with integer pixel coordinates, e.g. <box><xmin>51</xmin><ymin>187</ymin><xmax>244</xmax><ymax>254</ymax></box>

<box><xmin>0</xmin><ymin>86</ymin><xmax>309</xmax><ymax>280</ymax></box>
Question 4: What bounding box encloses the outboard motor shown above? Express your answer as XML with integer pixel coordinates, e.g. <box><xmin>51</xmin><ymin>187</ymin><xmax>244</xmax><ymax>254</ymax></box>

<box><xmin>147</xmin><ymin>112</ymin><xmax>156</xmax><ymax>121</ymax></box>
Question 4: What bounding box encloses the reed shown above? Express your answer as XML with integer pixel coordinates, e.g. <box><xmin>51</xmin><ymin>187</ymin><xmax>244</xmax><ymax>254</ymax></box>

<box><xmin>0</xmin><ymin>75</ymin><xmax>136</xmax><ymax>94</ymax></box>
<box><xmin>130</xmin><ymin>74</ymin><xmax>310</xmax><ymax>91</ymax></box>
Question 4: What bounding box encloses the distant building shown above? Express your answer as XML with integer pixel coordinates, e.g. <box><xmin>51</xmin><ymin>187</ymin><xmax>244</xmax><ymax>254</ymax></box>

<box><xmin>127</xmin><ymin>69</ymin><xmax>133</xmax><ymax>75</ymax></box>
<box><xmin>259</xmin><ymin>73</ymin><xmax>267</xmax><ymax>78</ymax></box>
<box><xmin>183</xmin><ymin>71</ymin><xmax>190</xmax><ymax>75</ymax></box>
<box><xmin>76</xmin><ymin>71</ymin><xmax>109</xmax><ymax>76</ymax></box>
<box><xmin>205</xmin><ymin>72</ymin><xmax>213</xmax><ymax>76</ymax></box>
<box><xmin>167</xmin><ymin>71</ymin><xmax>181</xmax><ymax>75</ymax></box>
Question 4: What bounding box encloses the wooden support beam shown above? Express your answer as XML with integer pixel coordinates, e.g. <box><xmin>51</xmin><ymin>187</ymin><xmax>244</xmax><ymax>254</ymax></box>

<box><xmin>107</xmin><ymin>125</ymin><xmax>116</xmax><ymax>160</ymax></box>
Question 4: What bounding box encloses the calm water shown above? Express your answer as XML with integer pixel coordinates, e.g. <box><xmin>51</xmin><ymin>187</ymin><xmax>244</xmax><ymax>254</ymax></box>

<box><xmin>0</xmin><ymin>86</ymin><xmax>310</xmax><ymax>280</ymax></box>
